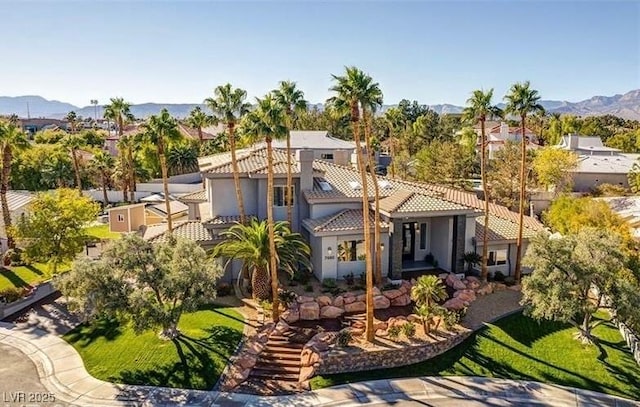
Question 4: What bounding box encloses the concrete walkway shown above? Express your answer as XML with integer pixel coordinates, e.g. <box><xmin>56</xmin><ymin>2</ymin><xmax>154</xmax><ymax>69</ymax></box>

<box><xmin>1</xmin><ymin>322</ymin><xmax>638</xmax><ymax>407</ymax></box>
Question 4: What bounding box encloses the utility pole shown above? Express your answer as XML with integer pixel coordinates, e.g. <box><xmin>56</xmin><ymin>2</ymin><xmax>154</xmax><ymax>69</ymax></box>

<box><xmin>90</xmin><ymin>99</ymin><xmax>98</xmax><ymax>122</ymax></box>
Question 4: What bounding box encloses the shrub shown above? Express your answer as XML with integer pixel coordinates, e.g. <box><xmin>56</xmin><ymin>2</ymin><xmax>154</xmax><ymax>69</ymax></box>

<box><xmin>358</xmin><ymin>273</ymin><xmax>366</xmax><ymax>285</ymax></box>
<box><xmin>442</xmin><ymin>309</ymin><xmax>461</xmax><ymax>330</ymax></box>
<box><xmin>401</xmin><ymin>322</ymin><xmax>416</xmax><ymax>338</ymax></box>
<box><xmin>344</xmin><ymin>272</ymin><xmax>355</xmax><ymax>286</ymax></box>
<box><xmin>258</xmin><ymin>300</ymin><xmax>273</xmax><ymax>312</ymax></box>
<box><xmin>336</xmin><ymin>329</ymin><xmax>352</xmax><ymax>347</ymax></box>
<box><xmin>387</xmin><ymin>325</ymin><xmax>401</xmax><ymax>340</ymax></box>
<box><xmin>493</xmin><ymin>270</ymin><xmax>505</xmax><ymax>282</ymax></box>
<box><xmin>322</xmin><ymin>278</ymin><xmax>337</xmax><ymax>289</ymax></box>
<box><xmin>215</xmin><ymin>282</ymin><xmax>232</xmax><ymax>297</ymax></box>
<box><xmin>382</xmin><ymin>282</ymin><xmax>400</xmax><ymax>291</ymax></box>
<box><xmin>0</xmin><ymin>287</ymin><xmax>28</xmax><ymax>303</ymax></box>
<box><xmin>425</xmin><ymin>253</ymin><xmax>435</xmax><ymax>264</ymax></box>
<box><xmin>3</xmin><ymin>249</ymin><xmax>25</xmax><ymax>266</ymax></box>
<box><xmin>292</xmin><ymin>269</ymin><xmax>311</xmax><ymax>285</ymax></box>
<box><xmin>278</xmin><ymin>289</ymin><xmax>297</xmax><ymax>307</ymax></box>
<box><xmin>304</xmin><ymin>284</ymin><xmax>314</xmax><ymax>292</ymax></box>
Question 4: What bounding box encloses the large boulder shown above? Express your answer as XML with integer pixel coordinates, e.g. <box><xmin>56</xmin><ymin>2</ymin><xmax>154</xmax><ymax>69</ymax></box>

<box><xmin>300</xmin><ymin>348</ymin><xmax>321</xmax><ymax>367</ymax></box>
<box><xmin>476</xmin><ymin>283</ymin><xmax>494</xmax><ymax>296</ymax></box>
<box><xmin>300</xmin><ymin>301</ymin><xmax>320</xmax><ymax>320</ymax></box>
<box><xmin>373</xmin><ymin>287</ymin><xmax>382</xmax><ymax>296</ymax></box>
<box><xmin>320</xmin><ymin>305</ymin><xmax>345</xmax><ymax>319</ymax></box>
<box><xmin>317</xmin><ymin>295</ymin><xmax>332</xmax><ymax>307</ymax></box>
<box><xmin>236</xmin><ymin>353</ymin><xmax>257</xmax><ymax>369</ymax></box>
<box><xmin>453</xmin><ymin>289</ymin><xmax>476</xmax><ymax>303</ymax></box>
<box><xmin>407</xmin><ymin>313</ymin><xmax>421</xmax><ymax>323</ymax></box>
<box><xmin>280</xmin><ymin>308</ymin><xmax>300</xmax><ymax>324</ymax></box>
<box><xmin>333</xmin><ymin>295</ymin><xmax>344</xmax><ymax>308</ymax></box>
<box><xmin>374</xmin><ymin>295</ymin><xmax>391</xmax><ymax>309</ymax></box>
<box><xmin>345</xmin><ymin>301</ymin><xmax>366</xmax><ymax>313</ymax></box>
<box><xmin>494</xmin><ymin>283</ymin><xmax>507</xmax><ymax>291</ymax></box>
<box><xmin>443</xmin><ymin>297</ymin><xmax>466</xmax><ymax>310</ymax></box>
<box><xmin>299</xmin><ymin>365</ymin><xmax>316</xmax><ymax>382</ymax></box>
<box><xmin>382</xmin><ymin>289</ymin><xmax>403</xmax><ymax>300</ymax></box>
<box><xmin>297</xmin><ymin>295</ymin><xmax>315</xmax><ymax>304</ymax></box>
<box><xmin>356</xmin><ymin>294</ymin><xmax>366</xmax><ymax>302</ymax></box>
<box><xmin>466</xmin><ymin>280</ymin><xmax>481</xmax><ymax>290</ymax></box>
<box><xmin>343</xmin><ymin>295</ymin><xmax>356</xmax><ymax>305</ymax></box>
<box><xmin>445</xmin><ymin>274</ymin><xmax>466</xmax><ymax>290</ymax></box>
<box><xmin>466</xmin><ymin>276</ymin><xmax>480</xmax><ymax>283</ymax></box>
<box><xmin>391</xmin><ymin>294</ymin><xmax>411</xmax><ymax>307</ymax></box>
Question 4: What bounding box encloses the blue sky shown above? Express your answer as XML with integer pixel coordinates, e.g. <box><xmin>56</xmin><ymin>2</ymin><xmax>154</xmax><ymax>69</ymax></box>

<box><xmin>0</xmin><ymin>1</ymin><xmax>638</xmax><ymax>107</ymax></box>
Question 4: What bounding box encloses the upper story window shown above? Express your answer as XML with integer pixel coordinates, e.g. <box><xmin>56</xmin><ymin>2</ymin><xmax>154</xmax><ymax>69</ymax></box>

<box><xmin>321</xmin><ymin>153</ymin><xmax>334</xmax><ymax>160</ymax></box>
<box><xmin>273</xmin><ymin>185</ymin><xmax>295</xmax><ymax>207</ymax></box>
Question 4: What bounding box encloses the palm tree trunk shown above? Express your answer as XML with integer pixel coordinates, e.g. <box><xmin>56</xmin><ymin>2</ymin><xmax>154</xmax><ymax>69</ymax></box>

<box><xmin>389</xmin><ymin>135</ymin><xmax>396</xmax><ymax>179</ymax></box>
<box><xmin>127</xmin><ymin>144</ymin><xmax>136</xmax><ymax>203</ymax></box>
<box><xmin>158</xmin><ymin>140</ymin><xmax>173</xmax><ymax>232</ymax></box>
<box><xmin>1</xmin><ymin>146</ymin><xmax>14</xmax><ymax>249</ymax></box>
<box><xmin>228</xmin><ymin>123</ymin><xmax>246</xmax><ymax>223</ymax></box>
<box><xmin>285</xmin><ymin>130</ymin><xmax>293</xmax><ymax>228</ymax></box>
<box><xmin>101</xmin><ymin>172</ymin><xmax>109</xmax><ymax>208</ymax></box>
<box><xmin>514</xmin><ymin>115</ymin><xmax>527</xmax><ymax>282</ymax></box>
<box><xmin>71</xmin><ymin>149</ymin><xmax>82</xmax><ymax>193</ymax></box>
<box><xmin>363</xmin><ymin>111</ymin><xmax>382</xmax><ymax>285</ymax></box>
<box><xmin>198</xmin><ymin>127</ymin><xmax>203</xmax><ymax>144</ymax></box>
<box><xmin>266</xmin><ymin>138</ymin><xmax>280</xmax><ymax>321</ymax></box>
<box><xmin>352</xmin><ymin>103</ymin><xmax>375</xmax><ymax>342</ymax></box>
<box><xmin>480</xmin><ymin>118</ymin><xmax>490</xmax><ymax>282</ymax></box>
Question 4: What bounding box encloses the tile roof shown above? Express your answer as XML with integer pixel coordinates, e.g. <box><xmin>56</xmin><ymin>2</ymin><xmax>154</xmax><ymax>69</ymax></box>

<box><xmin>475</xmin><ymin>215</ymin><xmax>540</xmax><ymax>243</ymax></box>
<box><xmin>255</xmin><ymin>131</ymin><xmax>355</xmax><ymax>150</ymax></box>
<box><xmin>146</xmin><ymin>221</ymin><xmax>215</xmax><ymax>244</ymax></box>
<box><xmin>177</xmin><ymin>123</ymin><xmax>218</xmax><ymax>141</ymax></box>
<box><xmin>378</xmin><ymin>190</ymin><xmax>469</xmax><ymax>214</ymax></box>
<box><xmin>202</xmin><ymin>147</ymin><xmax>323</xmax><ymax>177</ymax></box>
<box><xmin>179</xmin><ymin>189</ymin><xmax>207</xmax><ymax>202</ymax></box>
<box><xmin>204</xmin><ymin>215</ymin><xmax>255</xmax><ymax>226</ymax></box>
<box><xmin>146</xmin><ymin>201</ymin><xmax>189</xmax><ymax>217</ymax></box>
<box><xmin>1</xmin><ymin>191</ymin><xmax>33</xmax><ymax>212</ymax></box>
<box><xmin>303</xmin><ymin>209</ymin><xmax>388</xmax><ymax>234</ymax></box>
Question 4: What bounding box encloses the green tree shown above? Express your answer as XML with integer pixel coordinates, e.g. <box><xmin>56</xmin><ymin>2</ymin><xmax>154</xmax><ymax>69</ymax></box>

<box><xmin>410</xmin><ymin>275</ymin><xmax>447</xmax><ymax>334</ymax></box>
<box><xmin>464</xmin><ymin>89</ymin><xmax>502</xmax><ymax>282</ymax></box>
<box><xmin>11</xmin><ymin>144</ymin><xmax>74</xmax><ymax>190</ymax></box>
<box><xmin>628</xmin><ymin>161</ymin><xmax>640</xmax><ymax>193</ymax></box>
<box><xmin>205</xmin><ymin>84</ymin><xmax>251</xmax><ymax>223</ymax></box>
<box><xmin>487</xmin><ymin>140</ymin><xmax>534</xmax><ymax>211</ymax></box>
<box><xmin>522</xmin><ymin>228</ymin><xmax>639</xmax><ymax>344</ymax></box>
<box><xmin>58</xmin><ymin>234</ymin><xmax>223</xmax><ymax>339</ymax></box>
<box><xmin>167</xmin><ymin>143</ymin><xmax>199</xmax><ymax>175</ymax></box>
<box><xmin>12</xmin><ymin>188</ymin><xmax>99</xmax><ymax>273</ymax></box>
<box><xmin>273</xmin><ymin>81</ymin><xmax>308</xmax><ymax>227</ymax></box>
<box><xmin>605</xmin><ymin>130</ymin><xmax>640</xmax><ymax>153</ymax></box>
<box><xmin>141</xmin><ymin>109</ymin><xmax>182</xmax><ymax>232</ymax></box>
<box><xmin>533</xmin><ymin>147</ymin><xmax>578</xmax><ymax>192</ymax></box>
<box><xmin>186</xmin><ymin>106</ymin><xmax>212</xmax><ymax>144</ymax></box>
<box><xmin>0</xmin><ymin>119</ymin><xmax>29</xmax><ymax>249</ymax></box>
<box><xmin>415</xmin><ymin>141</ymin><xmax>473</xmax><ymax>188</ymax></box>
<box><xmin>213</xmin><ymin>219</ymin><xmax>311</xmax><ymax>301</ymax></box>
<box><xmin>383</xmin><ymin>107</ymin><xmax>406</xmax><ymax>179</ymax></box>
<box><xmin>504</xmin><ymin>81</ymin><xmax>545</xmax><ymax>282</ymax></box>
<box><xmin>34</xmin><ymin>129</ymin><xmax>67</xmax><ymax>144</ymax></box>
<box><xmin>62</xmin><ymin>133</ymin><xmax>86</xmax><ymax>193</ymax></box>
<box><xmin>90</xmin><ymin>151</ymin><xmax>115</xmax><ymax>207</ymax></box>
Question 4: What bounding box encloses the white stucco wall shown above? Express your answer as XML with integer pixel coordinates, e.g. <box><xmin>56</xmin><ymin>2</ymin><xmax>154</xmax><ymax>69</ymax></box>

<box><xmin>309</xmin><ymin>202</ymin><xmax>362</xmax><ymax>219</ymax></box>
<box><xmin>429</xmin><ymin>217</ymin><xmax>453</xmax><ymax>271</ymax></box>
<box><xmin>208</xmin><ymin>178</ymin><xmax>258</xmax><ymax>217</ymax></box>
<box><xmin>465</xmin><ymin>215</ymin><xmax>477</xmax><ymax>253</ymax></box>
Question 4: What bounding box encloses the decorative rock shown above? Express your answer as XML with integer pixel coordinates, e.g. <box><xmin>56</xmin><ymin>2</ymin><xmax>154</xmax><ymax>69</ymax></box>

<box><xmin>280</xmin><ymin>308</ymin><xmax>300</xmax><ymax>324</ymax></box>
<box><xmin>373</xmin><ymin>287</ymin><xmax>382</xmax><ymax>296</ymax></box>
<box><xmin>297</xmin><ymin>295</ymin><xmax>315</xmax><ymax>304</ymax></box>
<box><xmin>356</xmin><ymin>294</ymin><xmax>366</xmax><ymax>302</ymax></box>
<box><xmin>344</xmin><ymin>296</ymin><xmax>356</xmax><ymax>305</ymax></box>
<box><xmin>300</xmin><ymin>349</ymin><xmax>321</xmax><ymax>367</ymax></box>
<box><xmin>467</xmin><ymin>280</ymin><xmax>481</xmax><ymax>290</ymax></box>
<box><xmin>345</xmin><ymin>301</ymin><xmax>366</xmax><ymax>313</ymax></box>
<box><xmin>494</xmin><ymin>283</ymin><xmax>507</xmax><ymax>291</ymax></box>
<box><xmin>476</xmin><ymin>283</ymin><xmax>493</xmax><ymax>296</ymax></box>
<box><xmin>508</xmin><ymin>284</ymin><xmax>521</xmax><ymax>291</ymax></box>
<box><xmin>374</xmin><ymin>321</ymin><xmax>388</xmax><ymax>331</ymax></box>
<box><xmin>466</xmin><ymin>276</ymin><xmax>479</xmax><ymax>283</ymax></box>
<box><xmin>438</xmin><ymin>273</ymin><xmax>449</xmax><ymax>279</ymax></box>
<box><xmin>453</xmin><ymin>280</ymin><xmax>466</xmax><ymax>291</ymax></box>
<box><xmin>300</xmin><ymin>301</ymin><xmax>320</xmax><ymax>320</ymax></box>
<box><xmin>236</xmin><ymin>353</ymin><xmax>257</xmax><ymax>369</ymax></box>
<box><xmin>407</xmin><ymin>314</ymin><xmax>421</xmax><ymax>323</ymax></box>
<box><xmin>391</xmin><ymin>294</ymin><xmax>411</xmax><ymax>307</ymax></box>
<box><xmin>375</xmin><ymin>329</ymin><xmax>388</xmax><ymax>337</ymax></box>
<box><xmin>453</xmin><ymin>289</ymin><xmax>476</xmax><ymax>303</ymax></box>
<box><xmin>317</xmin><ymin>295</ymin><xmax>332</xmax><ymax>307</ymax></box>
<box><xmin>256</xmin><ymin>331</ymin><xmax>270</xmax><ymax>343</ymax></box>
<box><xmin>382</xmin><ymin>289</ymin><xmax>403</xmax><ymax>300</ymax></box>
<box><xmin>274</xmin><ymin>321</ymin><xmax>291</xmax><ymax>335</ymax></box>
<box><xmin>299</xmin><ymin>365</ymin><xmax>316</xmax><ymax>382</ymax></box>
<box><xmin>351</xmin><ymin>327</ymin><xmax>365</xmax><ymax>336</ymax></box>
<box><xmin>352</xmin><ymin>320</ymin><xmax>365</xmax><ymax>329</ymax></box>
<box><xmin>333</xmin><ymin>296</ymin><xmax>344</xmax><ymax>308</ymax></box>
<box><xmin>374</xmin><ymin>295</ymin><xmax>391</xmax><ymax>309</ymax></box>
<box><xmin>320</xmin><ymin>305</ymin><xmax>345</xmax><ymax>319</ymax></box>
<box><xmin>443</xmin><ymin>297</ymin><xmax>465</xmax><ymax>310</ymax></box>
<box><xmin>245</xmin><ymin>341</ymin><xmax>263</xmax><ymax>355</ymax></box>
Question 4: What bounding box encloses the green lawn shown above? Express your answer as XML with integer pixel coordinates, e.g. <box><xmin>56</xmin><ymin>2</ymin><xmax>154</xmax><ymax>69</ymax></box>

<box><xmin>64</xmin><ymin>305</ymin><xmax>245</xmax><ymax>390</ymax></box>
<box><xmin>311</xmin><ymin>312</ymin><xmax>640</xmax><ymax>399</ymax></box>
<box><xmin>0</xmin><ymin>263</ymin><xmax>67</xmax><ymax>291</ymax></box>
<box><xmin>84</xmin><ymin>224</ymin><xmax>121</xmax><ymax>240</ymax></box>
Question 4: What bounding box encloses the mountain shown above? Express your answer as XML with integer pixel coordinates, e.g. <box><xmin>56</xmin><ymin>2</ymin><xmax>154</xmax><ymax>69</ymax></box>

<box><xmin>2</xmin><ymin>89</ymin><xmax>640</xmax><ymax>120</ymax></box>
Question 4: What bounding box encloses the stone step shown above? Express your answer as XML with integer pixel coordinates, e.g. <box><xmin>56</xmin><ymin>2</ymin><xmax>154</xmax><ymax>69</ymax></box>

<box><xmin>263</xmin><ymin>345</ymin><xmax>304</xmax><ymax>354</ymax></box>
<box><xmin>257</xmin><ymin>354</ymin><xmax>301</xmax><ymax>364</ymax></box>
<box><xmin>256</xmin><ymin>358</ymin><xmax>301</xmax><ymax>368</ymax></box>
<box><xmin>249</xmin><ymin>368</ymin><xmax>300</xmax><ymax>381</ymax></box>
<box><xmin>266</xmin><ymin>340</ymin><xmax>305</xmax><ymax>348</ymax></box>
<box><xmin>252</xmin><ymin>363</ymin><xmax>301</xmax><ymax>374</ymax></box>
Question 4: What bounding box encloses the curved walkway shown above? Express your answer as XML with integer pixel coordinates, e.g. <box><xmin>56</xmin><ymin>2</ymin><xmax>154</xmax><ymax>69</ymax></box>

<box><xmin>1</xmin><ymin>323</ymin><xmax>638</xmax><ymax>407</ymax></box>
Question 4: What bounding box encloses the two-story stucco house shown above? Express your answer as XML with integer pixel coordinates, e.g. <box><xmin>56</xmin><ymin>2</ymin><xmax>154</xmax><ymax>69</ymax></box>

<box><xmin>151</xmin><ymin>143</ymin><xmax>544</xmax><ymax>283</ymax></box>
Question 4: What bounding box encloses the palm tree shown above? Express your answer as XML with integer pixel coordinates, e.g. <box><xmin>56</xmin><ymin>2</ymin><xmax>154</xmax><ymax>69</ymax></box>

<box><xmin>242</xmin><ymin>94</ymin><xmax>288</xmax><ymax>321</ymax></box>
<box><xmin>213</xmin><ymin>219</ymin><xmax>311</xmax><ymax>300</ymax></box>
<box><xmin>104</xmin><ymin>97</ymin><xmax>133</xmax><ymax>137</ymax></box>
<box><xmin>186</xmin><ymin>106</ymin><xmax>212</xmax><ymax>144</ymax></box>
<box><xmin>384</xmin><ymin>107</ymin><xmax>405</xmax><ymax>179</ymax></box>
<box><xmin>205</xmin><ymin>84</ymin><xmax>251</xmax><ymax>223</ymax></box>
<box><xmin>0</xmin><ymin>120</ymin><xmax>29</xmax><ymax>249</ymax></box>
<box><xmin>504</xmin><ymin>81</ymin><xmax>545</xmax><ymax>282</ymax></box>
<box><xmin>329</xmin><ymin>66</ymin><xmax>376</xmax><ymax>341</ymax></box>
<box><xmin>141</xmin><ymin>109</ymin><xmax>181</xmax><ymax>232</ymax></box>
<box><xmin>116</xmin><ymin>134</ymin><xmax>139</xmax><ymax>203</ymax></box>
<box><xmin>167</xmin><ymin>143</ymin><xmax>199</xmax><ymax>175</ymax></box>
<box><xmin>463</xmin><ymin>89</ymin><xmax>502</xmax><ymax>282</ymax></box>
<box><xmin>62</xmin><ymin>133</ymin><xmax>85</xmax><ymax>193</ymax></box>
<box><xmin>410</xmin><ymin>275</ymin><xmax>447</xmax><ymax>334</ymax></box>
<box><xmin>91</xmin><ymin>151</ymin><xmax>115</xmax><ymax>207</ymax></box>
<box><xmin>272</xmin><ymin>81</ymin><xmax>308</xmax><ymax>227</ymax></box>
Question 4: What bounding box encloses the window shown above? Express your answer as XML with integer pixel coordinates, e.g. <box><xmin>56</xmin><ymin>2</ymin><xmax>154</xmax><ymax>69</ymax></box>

<box><xmin>117</xmin><ymin>214</ymin><xmax>125</xmax><ymax>222</ymax></box>
<box><xmin>488</xmin><ymin>249</ymin><xmax>507</xmax><ymax>266</ymax></box>
<box><xmin>320</xmin><ymin>153</ymin><xmax>334</xmax><ymax>160</ymax></box>
<box><xmin>338</xmin><ymin>240</ymin><xmax>365</xmax><ymax>262</ymax></box>
<box><xmin>273</xmin><ymin>186</ymin><xmax>295</xmax><ymax>207</ymax></box>
<box><xmin>419</xmin><ymin>223</ymin><xmax>427</xmax><ymax>249</ymax></box>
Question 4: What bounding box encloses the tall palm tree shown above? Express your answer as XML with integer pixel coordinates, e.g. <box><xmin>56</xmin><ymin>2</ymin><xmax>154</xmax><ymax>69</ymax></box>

<box><xmin>504</xmin><ymin>81</ymin><xmax>544</xmax><ymax>282</ymax></box>
<box><xmin>384</xmin><ymin>107</ymin><xmax>405</xmax><ymax>179</ymax></box>
<box><xmin>167</xmin><ymin>143</ymin><xmax>199</xmax><ymax>175</ymax></box>
<box><xmin>329</xmin><ymin>66</ymin><xmax>376</xmax><ymax>342</ymax></box>
<box><xmin>242</xmin><ymin>94</ymin><xmax>288</xmax><ymax>321</ymax></box>
<box><xmin>105</xmin><ymin>97</ymin><xmax>134</xmax><ymax>137</ymax></box>
<box><xmin>141</xmin><ymin>109</ymin><xmax>181</xmax><ymax>232</ymax></box>
<box><xmin>62</xmin><ymin>133</ymin><xmax>85</xmax><ymax>193</ymax></box>
<box><xmin>186</xmin><ymin>106</ymin><xmax>212</xmax><ymax>144</ymax></box>
<box><xmin>0</xmin><ymin>120</ymin><xmax>29</xmax><ymax>249</ymax></box>
<box><xmin>213</xmin><ymin>219</ymin><xmax>312</xmax><ymax>300</ymax></box>
<box><xmin>272</xmin><ymin>81</ymin><xmax>308</xmax><ymax>227</ymax></box>
<box><xmin>116</xmin><ymin>134</ymin><xmax>139</xmax><ymax>203</ymax></box>
<box><xmin>91</xmin><ymin>150</ymin><xmax>115</xmax><ymax>207</ymax></box>
<box><xmin>463</xmin><ymin>89</ymin><xmax>501</xmax><ymax>282</ymax></box>
<box><xmin>205</xmin><ymin>84</ymin><xmax>251</xmax><ymax>223</ymax></box>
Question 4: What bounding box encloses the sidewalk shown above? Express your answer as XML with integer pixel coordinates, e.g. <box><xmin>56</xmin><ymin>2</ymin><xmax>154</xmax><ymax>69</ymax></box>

<box><xmin>1</xmin><ymin>322</ymin><xmax>638</xmax><ymax>406</ymax></box>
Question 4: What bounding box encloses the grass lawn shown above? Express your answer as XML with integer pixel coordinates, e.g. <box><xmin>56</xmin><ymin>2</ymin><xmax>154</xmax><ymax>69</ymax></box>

<box><xmin>84</xmin><ymin>224</ymin><xmax>121</xmax><ymax>240</ymax></box>
<box><xmin>0</xmin><ymin>263</ymin><xmax>69</xmax><ymax>291</ymax></box>
<box><xmin>63</xmin><ymin>305</ymin><xmax>244</xmax><ymax>390</ymax></box>
<box><xmin>311</xmin><ymin>312</ymin><xmax>640</xmax><ymax>399</ymax></box>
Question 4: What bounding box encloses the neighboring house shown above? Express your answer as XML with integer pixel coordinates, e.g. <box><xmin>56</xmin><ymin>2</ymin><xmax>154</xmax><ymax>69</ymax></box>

<box><xmin>254</xmin><ymin>131</ymin><xmax>359</xmax><ymax>166</ymax></box>
<box><xmin>0</xmin><ymin>191</ymin><xmax>34</xmax><ymax>253</ymax></box>
<box><xmin>19</xmin><ymin>118</ymin><xmax>67</xmax><ymax>136</ymax></box>
<box><xmin>599</xmin><ymin>196</ymin><xmax>640</xmax><ymax>240</ymax></box>
<box><xmin>556</xmin><ymin>134</ymin><xmax>640</xmax><ymax>192</ymax></box>
<box><xmin>104</xmin><ymin>124</ymin><xmax>140</xmax><ymax>156</ymax></box>
<box><xmin>108</xmin><ymin>201</ymin><xmax>189</xmax><ymax>233</ymax></box>
<box><xmin>481</xmin><ymin>122</ymin><xmax>539</xmax><ymax>159</ymax></box>
<box><xmin>158</xmin><ymin>147</ymin><xmax>544</xmax><ymax>283</ymax></box>
<box><xmin>177</xmin><ymin>123</ymin><xmax>221</xmax><ymax>142</ymax></box>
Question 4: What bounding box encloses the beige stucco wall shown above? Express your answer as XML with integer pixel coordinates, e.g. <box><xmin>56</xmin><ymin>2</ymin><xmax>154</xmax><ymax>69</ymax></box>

<box><xmin>109</xmin><ymin>205</ymin><xmax>146</xmax><ymax>233</ymax></box>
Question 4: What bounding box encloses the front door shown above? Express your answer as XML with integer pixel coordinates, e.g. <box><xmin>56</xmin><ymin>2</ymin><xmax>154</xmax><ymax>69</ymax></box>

<box><xmin>402</xmin><ymin>222</ymin><xmax>415</xmax><ymax>261</ymax></box>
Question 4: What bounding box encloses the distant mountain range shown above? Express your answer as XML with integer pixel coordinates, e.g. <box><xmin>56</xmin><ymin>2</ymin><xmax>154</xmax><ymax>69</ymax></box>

<box><xmin>2</xmin><ymin>89</ymin><xmax>640</xmax><ymax>120</ymax></box>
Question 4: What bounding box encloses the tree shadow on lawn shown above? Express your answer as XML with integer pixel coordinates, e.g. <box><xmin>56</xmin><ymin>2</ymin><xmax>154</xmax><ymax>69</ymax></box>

<box><xmin>24</xmin><ymin>264</ymin><xmax>45</xmax><ymax>276</ymax></box>
<box><xmin>494</xmin><ymin>312</ymin><xmax>569</xmax><ymax>347</ymax></box>
<box><xmin>0</xmin><ymin>267</ymin><xmax>29</xmax><ymax>288</ymax></box>
<box><xmin>64</xmin><ymin>317</ymin><xmax>123</xmax><ymax>347</ymax></box>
